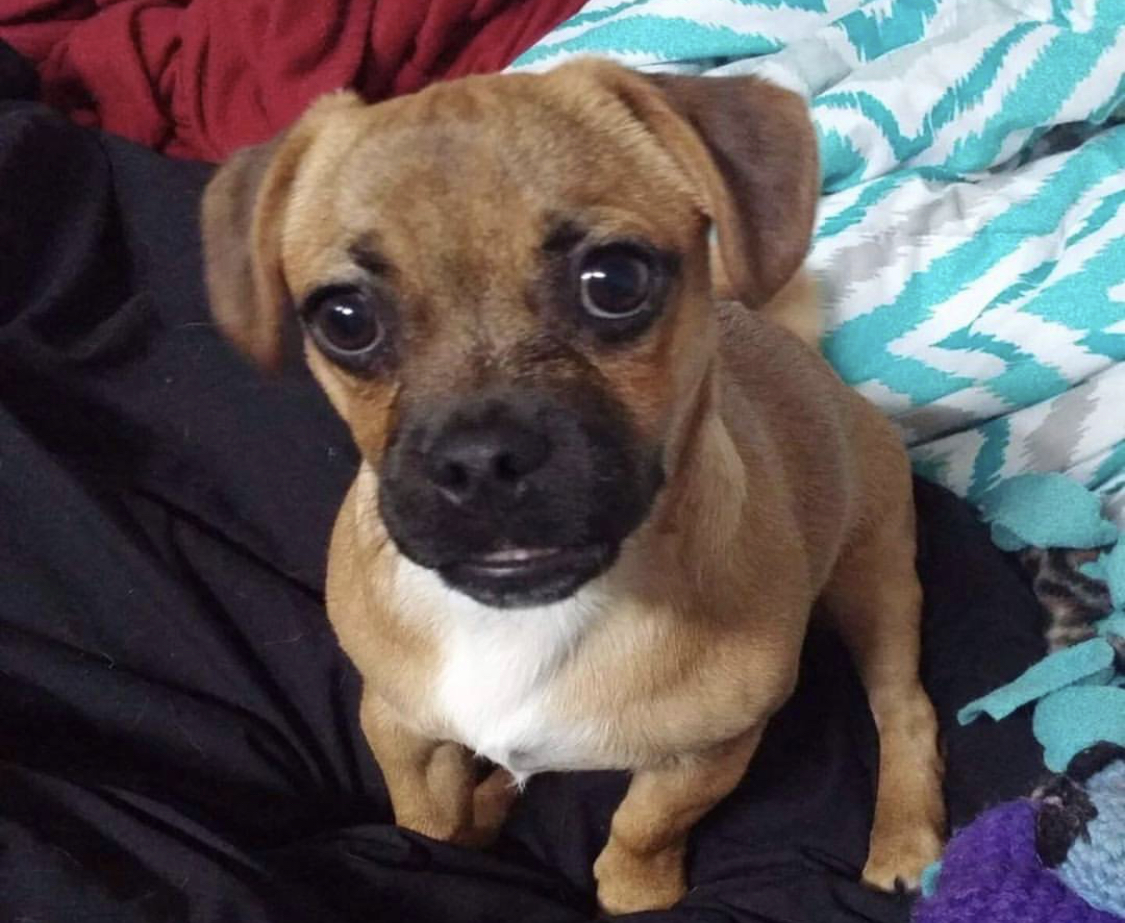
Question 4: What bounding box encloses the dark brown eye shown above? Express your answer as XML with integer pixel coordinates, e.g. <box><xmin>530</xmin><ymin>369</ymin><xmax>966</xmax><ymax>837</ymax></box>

<box><xmin>306</xmin><ymin>289</ymin><xmax>387</xmax><ymax>360</ymax></box>
<box><xmin>579</xmin><ymin>246</ymin><xmax>653</xmax><ymax>320</ymax></box>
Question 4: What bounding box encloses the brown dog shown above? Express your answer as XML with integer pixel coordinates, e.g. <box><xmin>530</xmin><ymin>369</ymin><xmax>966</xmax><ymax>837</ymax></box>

<box><xmin>201</xmin><ymin>58</ymin><xmax>946</xmax><ymax>915</ymax></box>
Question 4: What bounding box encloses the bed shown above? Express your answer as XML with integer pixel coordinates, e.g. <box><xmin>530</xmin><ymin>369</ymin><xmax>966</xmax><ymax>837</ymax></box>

<box><xmin>1</xmin><ymin>2</ymin><xmax>1121</xmax><ymax>920</ymax></box>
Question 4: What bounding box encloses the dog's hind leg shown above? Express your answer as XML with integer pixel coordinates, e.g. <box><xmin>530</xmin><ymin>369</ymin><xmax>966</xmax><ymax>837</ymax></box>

<box><xmin>821</xmin><ymin>496</ymin><xmax>946</xmax><ymax>890</ymax></box>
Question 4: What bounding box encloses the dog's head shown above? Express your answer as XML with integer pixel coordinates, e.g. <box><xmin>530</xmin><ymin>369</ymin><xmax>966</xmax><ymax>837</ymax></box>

<box><xmin>202</xmin><ymin>60</ymin><xmax>818</xmax><ymax>608</ymax></box>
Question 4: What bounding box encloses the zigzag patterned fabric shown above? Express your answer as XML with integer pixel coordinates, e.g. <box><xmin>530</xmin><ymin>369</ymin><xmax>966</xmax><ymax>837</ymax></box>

<box><xmin>510</xmin><ymin>0</ymin><xmax>1125</xmax><ymax>525</ymax></box>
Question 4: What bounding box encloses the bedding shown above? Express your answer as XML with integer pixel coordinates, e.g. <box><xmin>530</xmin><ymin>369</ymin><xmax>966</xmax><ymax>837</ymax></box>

<box><xmin>0</xmin><ymin>0</ymin><xmax>585</xmax><ymax>160</ymax></box>
<box><xmin>914</xmin><ymin>743</ymin><xmax>1125</xmax><ymax>923</ymax></box>
<box><xmin>511</xmin><ymin>0</ymin><xmax>1125</xmax><ymax>526</ymax></box>
<box><xmin>0</xmin><ymin>64</ymin><xmax>1051</xmax><ymax>923</ymax></box>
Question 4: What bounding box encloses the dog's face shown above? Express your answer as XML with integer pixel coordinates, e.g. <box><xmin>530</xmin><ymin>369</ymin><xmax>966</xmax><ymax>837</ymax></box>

<box><xmin>202</xmin><ymin>60</ymin><xmax>818</xmax><ymax>607</ymax></box>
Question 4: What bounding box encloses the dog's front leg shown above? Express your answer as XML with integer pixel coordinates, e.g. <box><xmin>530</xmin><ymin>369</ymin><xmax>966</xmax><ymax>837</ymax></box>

<box><xmin>594</xmin><ymin>727</ymin><xmax>764</xmax><ymax>915</ymax></box>
<box><xmin>361</xmin><ymin>695</ymin><xmax>515</xmax><ymax>847</ymax></box>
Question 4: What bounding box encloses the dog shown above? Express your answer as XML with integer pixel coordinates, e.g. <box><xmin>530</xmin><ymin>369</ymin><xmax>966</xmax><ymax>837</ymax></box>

<box><xmin>200</xmin><ymin>58</ymin><xmax>946</xmax><ymax>915</ymax></box>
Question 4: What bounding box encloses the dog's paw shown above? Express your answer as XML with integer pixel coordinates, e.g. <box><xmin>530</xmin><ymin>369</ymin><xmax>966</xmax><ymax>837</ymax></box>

<box><xmin>593</xmin><ymin>841</ymin><xmax>686</xmax><ymax>916</ymax></box>
<box><xmin>861</xmin><ymin>824</ymin><xmax>944</xmax><ymax>892</ymax></box>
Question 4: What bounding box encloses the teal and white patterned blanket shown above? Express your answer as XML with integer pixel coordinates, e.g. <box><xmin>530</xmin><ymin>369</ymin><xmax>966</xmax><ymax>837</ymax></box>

<box><xmin>511</xmin><ymin>0</ymin><xmax>1125</xmax><ymax>525</ymax></box>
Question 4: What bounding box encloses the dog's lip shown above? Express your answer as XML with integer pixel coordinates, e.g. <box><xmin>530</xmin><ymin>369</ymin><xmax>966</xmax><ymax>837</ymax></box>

<box><xmin>435</xmin><ymin>542</ymin><xmax>615</xmax><ymax>607</ymax></box>
<box><xmin>441</xmin><ymin>542</ymin><xmax>610</xmax><ymax>583</ymax></box>
<box><xmin>466</xmin><ymin>546</ymin><xmax>565</xmax><ymax>567</ymax></box>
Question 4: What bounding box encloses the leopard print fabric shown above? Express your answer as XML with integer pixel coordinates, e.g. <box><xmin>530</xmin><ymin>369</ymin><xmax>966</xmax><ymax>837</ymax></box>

<box><xmin>1019</xmin><ymin>547</ymin><xmax>1114</xmax><ymax>651</ymax></box>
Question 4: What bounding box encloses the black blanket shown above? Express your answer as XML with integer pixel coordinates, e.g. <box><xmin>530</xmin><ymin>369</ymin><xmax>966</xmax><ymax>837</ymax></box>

<box><xmin>0</xmin><ymin>75</ymin><xmax>1050</xmax><ymax>923</ymax></box>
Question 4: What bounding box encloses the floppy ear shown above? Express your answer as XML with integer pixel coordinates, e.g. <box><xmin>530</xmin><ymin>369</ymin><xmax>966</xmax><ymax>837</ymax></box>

<box><xmin>200</xmin><ymin>91</ymin><xmax>364</xmax><ymax>370</ymax></box>
<box><xmin>583</xmin><ymin>62</ymin><xmax>820</xmax><ymax>308</ymax></box>
<box><xmin>201</xmin><ymin>133</ymin><xmax>296</xmax><ymax>371</ymax></box>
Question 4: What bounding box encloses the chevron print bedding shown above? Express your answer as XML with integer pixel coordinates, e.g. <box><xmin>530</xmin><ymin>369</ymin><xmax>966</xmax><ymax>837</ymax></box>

<box><xmin>510</xmin><ymin>0</ymin><xmax>1125</xmax><ymax>525</ymax></box>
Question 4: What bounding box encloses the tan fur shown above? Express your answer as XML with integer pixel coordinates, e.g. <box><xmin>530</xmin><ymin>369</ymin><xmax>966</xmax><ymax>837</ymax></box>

<box><xmin>202</xmin><ymin>58</ymin><xmax>945</xmax><ymax>915</ymax></box>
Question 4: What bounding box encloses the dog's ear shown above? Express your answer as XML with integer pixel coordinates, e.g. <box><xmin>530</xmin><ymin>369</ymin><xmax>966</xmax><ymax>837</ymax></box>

<box><xmin>201</xmin><ymin>134</ymin><xmax>294</xmax><ymax>370</ymax></box>
<box><xmin>582</xmin><ymin>62</ymin><xmax>820</xmax><ymax>308</ymax></box>
<box><xmin>201</xmin><ymin>91</ymin><xmax>363</xmax><ymax>370</ymax></box>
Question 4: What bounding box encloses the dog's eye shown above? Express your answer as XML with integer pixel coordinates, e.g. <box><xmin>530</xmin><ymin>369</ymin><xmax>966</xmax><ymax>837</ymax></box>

<box><xmin>305</xmin><ymin>289</ymin><xmax>388</xmax><ymax>365</ymax></box>
<box><xmin>579</xmin><ymin>247</ymin><xmax>653</xmax><ymax>320</ymax></box>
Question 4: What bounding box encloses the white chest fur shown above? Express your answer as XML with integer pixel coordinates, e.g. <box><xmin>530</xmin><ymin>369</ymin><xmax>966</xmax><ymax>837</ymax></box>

<box><xmin>393</xmin><ymin>558</ymin><xmax>606</xmax><ymax>783</ymax></box>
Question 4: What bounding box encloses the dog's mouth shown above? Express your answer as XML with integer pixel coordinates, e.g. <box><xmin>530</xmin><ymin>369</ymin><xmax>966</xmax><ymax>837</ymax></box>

<box><xmin>438</xmin><ymin>543</ymin><xmax>614</xmax><ymax>608</ymax></box>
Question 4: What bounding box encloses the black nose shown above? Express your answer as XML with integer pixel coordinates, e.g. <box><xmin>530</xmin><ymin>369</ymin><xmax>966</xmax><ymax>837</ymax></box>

<box><xmin>425</xmin><ymin>416</ymin><xmax>551</xmax><ymax>506</ymax></box>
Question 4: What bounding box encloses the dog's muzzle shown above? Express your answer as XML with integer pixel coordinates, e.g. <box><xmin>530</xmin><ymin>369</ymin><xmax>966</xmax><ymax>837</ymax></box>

<box><xmin>378</xmin><ymin>387</ymin><xmax>662</xmax><ymax>608</ymax></box>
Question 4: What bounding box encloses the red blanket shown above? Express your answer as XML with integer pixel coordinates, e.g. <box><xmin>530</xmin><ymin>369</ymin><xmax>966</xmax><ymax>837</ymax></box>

<box><xmin>0</xmin><ymin>0</ymin><xmax>583</xmax><ymax>161</ymax></box>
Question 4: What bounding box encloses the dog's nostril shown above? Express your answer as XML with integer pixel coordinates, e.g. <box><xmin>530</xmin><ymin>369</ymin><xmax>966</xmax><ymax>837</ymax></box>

<box><xmin>427</xmin><ymin>420</ymin><xmax>551</xmax><ymax>503</ymax></box>
<box><xmin>438</xmin><ymin>461</ymin><xmax>470</xmax><ymax>492</ymax></box>
<box><xmin>494</xmin><ymin>452</ymin><xmax>523</xmax><ymax>482</ymax></box>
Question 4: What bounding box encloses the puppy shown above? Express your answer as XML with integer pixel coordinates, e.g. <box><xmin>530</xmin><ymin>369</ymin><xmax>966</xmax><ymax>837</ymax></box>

<box><xmin>201</xmin><ymin>59</ymin><xmax>946</xmax><ymax>915</ymax></box>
